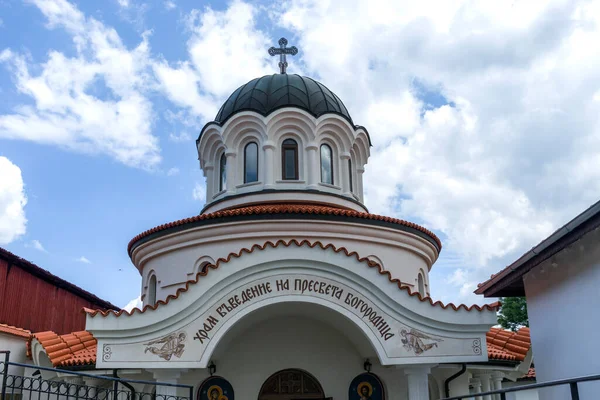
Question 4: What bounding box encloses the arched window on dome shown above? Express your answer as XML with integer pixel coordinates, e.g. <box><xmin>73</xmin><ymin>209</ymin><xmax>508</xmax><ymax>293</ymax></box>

<box><xmin>148</xmin><ymin>275</ymin><xmax>157</xmax><ymax>305</ymax></box>
<box><xmin>219</xmin><ymin>153</ymin><xmax>227</xmax><ymax>191</ymax></box>
<box><xmin>320</xmin><ymin>144</ymin><xmax>334</xmax><ymax>185</ymax></box>
<box><xmin>244</xmin><ymin>142</ymin><xmax>258</xmax><ymax>183</ymax></box>
<box><xmin>418</xmin><ymin>273</ymin><xmax>425</xmax><ymax>297</ymax></box>
<box><xmin>348</xmin><ymin>159</ymin><xmax>353</xmax><ymax>192</ymax></box>
<box><xmin>282</xmin><ymin>139</ymin><xmax>298</xmax><ymax>180</ymax></box>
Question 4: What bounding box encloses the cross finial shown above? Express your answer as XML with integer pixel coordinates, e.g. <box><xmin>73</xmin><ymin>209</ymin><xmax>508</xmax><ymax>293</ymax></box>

<box><xmin>268</xmin><ymin>37</ymin><xmax>298</xmax><ymax>74</ymax></box>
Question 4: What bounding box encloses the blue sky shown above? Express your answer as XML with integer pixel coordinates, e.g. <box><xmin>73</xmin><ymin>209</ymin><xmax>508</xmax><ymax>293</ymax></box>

<box><xmin>0</xmin><ymin>0</ymin><xmax>220</xmax><ymax>305</ymax></box>
<box><xmin>1</xmin><ymin>0</ymin><xmax>599</xmax><ymax>309</ymax></box>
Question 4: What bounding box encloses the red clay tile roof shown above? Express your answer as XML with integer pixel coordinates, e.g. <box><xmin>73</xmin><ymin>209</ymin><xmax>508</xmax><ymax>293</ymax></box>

<box><xmin>87</xmin><ymin>239</ymin><xmax>499</xmax><ymax>318</ymax></box>
<box><xmin>0</xmin><ymin>323</ymin><xmax>31</xmax><ymax>339</ymax></box>
<box><xmin>29</xmin><ymin>330</ymin><xmax>97</xmax><ymax>367</ymax></box>
<box><xmin>486</xmin><ymin>327</ymin><xmax>531</xmax><ymax>362</ymax></box>
<box><xmin>519</xmin><ymin>367</ymin><xmax>536</xmax><ymax>380</ymax></box>
<box><xmin>127</xmin><ymin>203</ymin><xmax>442</xmax><ymax>255</ymax></box>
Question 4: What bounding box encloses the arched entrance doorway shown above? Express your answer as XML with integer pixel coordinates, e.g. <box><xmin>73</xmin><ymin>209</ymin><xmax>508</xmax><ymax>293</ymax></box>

<box><xmin>258</xmin><ymin>369</ymin><xmax>325</xmax><ymax>400</ymax></box>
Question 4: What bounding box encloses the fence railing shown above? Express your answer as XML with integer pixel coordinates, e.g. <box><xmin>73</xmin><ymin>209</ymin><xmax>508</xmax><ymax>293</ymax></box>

<box><xmin>441</xmin><ymin>372</ymin><xmax>600</xmax><ymax>400</ymax></box>
<box><xmin>1</xmin><ymin>351</ymin><xmax>194</xmax><ymax>400</ymax></box>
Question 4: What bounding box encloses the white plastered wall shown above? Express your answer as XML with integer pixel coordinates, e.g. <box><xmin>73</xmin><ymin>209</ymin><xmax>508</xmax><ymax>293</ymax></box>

<box><xmin>133</xmin><ymin>220</ymin><xmax>438</xmax><ymax>307</ymax></box>
<box><xmin>523</xmin><ymin>228</ymin><xmax>600</xmax><ymax>400</ymax></box>
<box><xmin>89</xmin><ymin>243</ymin><xmax>495</xmax><ymax>371</ymax></box>
<box><xmin>174</xmin><ymin>313</ymin><xmax>410</xmax><ymax>400</ymax></box>
<box><xmin>0</xmin><ymin>333</ymin><xmax>28</xmax><ymax>377</ymax></box>
<box><xmin>503</xmin><ymin>381</ymin><xmax>539</xmax><ymax>400</ymax></box>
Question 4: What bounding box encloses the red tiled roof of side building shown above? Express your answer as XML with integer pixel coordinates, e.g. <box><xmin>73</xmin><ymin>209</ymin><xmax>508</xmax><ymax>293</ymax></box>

<box><xmin>519</xmin><ymin>367</ymin><xmax>536</xmax><ymax>380</ymax></box>
<box><xmin>88</xmin><ymin>239</ymin><xmax>499</xmax><ymax>318</ymax></box>
<box><xmin>127</xmin><ymin>203</ymin><xmax>443</xmax><ymax>256</ymax></box>
<box><xmin>28</xmin><ymin>331</ymin><xmax>97</xmax><ymax>367</ymax></box>
<box><xmin>486</xmin><ymin>327</ymin><xmax>531</xmax><ymax>362</ymax></box>
<box><xmin>0</xmin><ymin>323</ymin><xmax>31</xmax><ymax>339</ymax></box>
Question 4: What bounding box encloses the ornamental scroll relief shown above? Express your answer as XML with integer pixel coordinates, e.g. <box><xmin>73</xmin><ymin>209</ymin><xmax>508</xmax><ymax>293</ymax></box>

<box><xmin>101</xmin><ymin>274</ymin><xmax>487</xmax><ymax>364</ymax></box>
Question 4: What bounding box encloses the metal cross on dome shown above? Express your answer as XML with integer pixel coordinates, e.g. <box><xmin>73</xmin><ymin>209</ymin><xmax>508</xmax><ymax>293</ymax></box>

<box><xmin>268</xmin><ymin>37</ymin><xmax>298</xmax><ymax>74</ymax></box>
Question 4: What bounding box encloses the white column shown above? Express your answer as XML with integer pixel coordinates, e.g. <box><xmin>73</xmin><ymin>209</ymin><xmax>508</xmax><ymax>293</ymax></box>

<box><xmin>356</xmin><ymin>166</ymin><xmax>365</xmax><ymax>202</ymax></box>
<box><xmin>491</xmin><ymin>372</ymin><xmax>504</xmax><ymax>400</ymax></box>
<box><xmin>204</xmin><ymin>163</ymin><xmax>214</xmax><ymax>201</ymax></box>
<box><xmin>306</xmin><ymin>142</ymin><xmax>319</xmax><ymax>189</ymax></box>
<box><xmin>263</xmin><ymin>141</ymin><xmax>276</xmax><ymax>189</ymax></box>
<box><xmin>476</xmin><ymin>373</ymin><xmax>492</xmax><ymax>400</ymax></box>
<box><xmin>225</xmin><ymin>151</ymin><xmax>237</xmax><ymax>194</ymax></box>
<box><xmin>153</xmin><ymin>370</ymin><xmax>183</xmax><ymax>399</ymax></box>
<box><xmin>404</xmin><ymin>366</ymin><xmax>431</xmax><ymax>400</ymax></box>
<box><xmin>340</xmin><ymin>152</ymin><xmax>351</xmax><ymax>195</ymax></box>
<box><xmin>470</xmin><ymin>378</ymin><xmax>482</xmax><ymax>400</ymax></box>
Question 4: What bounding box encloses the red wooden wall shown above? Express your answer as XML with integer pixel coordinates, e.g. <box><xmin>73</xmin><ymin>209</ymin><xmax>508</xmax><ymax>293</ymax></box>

<box><xmin>0</xmin><ymin>250</ymin><xmax>118</xmax><ymax>334</ymax></box>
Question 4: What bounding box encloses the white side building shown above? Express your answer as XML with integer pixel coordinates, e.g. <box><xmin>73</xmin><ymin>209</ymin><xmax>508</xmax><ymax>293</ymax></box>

<box><xmin>477</xmin><ymin>200</ymin><xmax>600</xmax><ymax>400</ymax></box>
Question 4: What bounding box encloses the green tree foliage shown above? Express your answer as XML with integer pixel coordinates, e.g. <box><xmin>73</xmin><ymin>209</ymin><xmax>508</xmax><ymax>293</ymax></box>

<box><xmin>498</xmin><ymin>297</ymin><xmax>529</xmax><ymax>331</ymax></box>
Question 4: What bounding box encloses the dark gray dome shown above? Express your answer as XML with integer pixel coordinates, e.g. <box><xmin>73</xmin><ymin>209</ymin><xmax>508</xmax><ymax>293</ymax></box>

<box><xmin>214</xmin><ymin>74</ymin><xmax>354</xmax><ymax>125</ymax></box>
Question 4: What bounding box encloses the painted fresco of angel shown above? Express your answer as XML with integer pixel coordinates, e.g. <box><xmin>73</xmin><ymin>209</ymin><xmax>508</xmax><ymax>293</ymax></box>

<box><xmin>144</xmin><ymin>332</ymin><xmax>187</xmax><ymax>361</ymax></box>
<box><xmin>400</xmin><ymin>328</ymin><xmax>443</xmax><ymax>355</ymax></box>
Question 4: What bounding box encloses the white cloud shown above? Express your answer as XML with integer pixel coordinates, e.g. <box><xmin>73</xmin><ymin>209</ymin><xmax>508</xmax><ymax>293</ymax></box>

<box><xmin>446</xmin><ymin>268</ymin><xmax>477</xmax><ymax>299</ymax></box>
<box><xmin>0</xmin><ymin>157</ymin><xmax>27</xmax><ymax>245</ymax></box>
<box><xmin>3</xmin><ymin>0</ymin><xmax>599</xmax><ymax>306</ymax></box>
<box><xmin>169</xmin><ymin>131</ymin><xmax>192</xmax><ymax>143</ymax></box>
<box><xmin>76</xmin><ymin>256</ymin><xmax>91</xmax><ymax>264</ymax></box>
<box><xmin>122</xmin><ymin>295</ymin><xmax>142</xmax><ymax>311</ymax></box>
<box><xmin>192</xmin><ymin>182</ymin><xmax>206</xmax><ymax>204</ymax></box>
<box><xmin>167</xmin><ymin>167</ymin><xmax>180</xmax><ymax>176</ymax></box>
<box><xmin>153</xmin><ymin>0</ymin><xmax>274</xmax><ymax>123</ymax></box>
<box><xmin>115</xmin><ymin>0</ymin><xmax>148</xmax><ymax>31</ymax></box>
<box><xmin>278</xmin><ymin>0</ymin><xmax>600</xmax><ymax>303</ymax></box>
<box><xmin>27</xmin><ymin>239</ymin><xmax>47</xmax><ymax>252</ymax></box>
<box><xmin>164</xmin><ymin>1</ymin><xmax>176</xmax><ymax>10</ymax></box>
<box><xmin>0</xmin><ymin>0</ymin><xmax>160</xmax><ymax>169</ymax></box>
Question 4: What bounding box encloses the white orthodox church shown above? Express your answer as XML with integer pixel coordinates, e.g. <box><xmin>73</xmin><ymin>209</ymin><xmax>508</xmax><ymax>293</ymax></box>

<box><xmin>19</xmin><ymin>39</ymin><xmax>537</xmax><ymax>400</ymax></box>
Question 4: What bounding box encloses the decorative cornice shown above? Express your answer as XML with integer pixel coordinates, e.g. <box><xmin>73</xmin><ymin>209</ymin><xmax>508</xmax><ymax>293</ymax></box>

<box><xmin>27</xmin><ymin>325</ymin><xmax>528</xmax><ymax>369</ymax></box>
<box><xmin>128</xmin><ymin>203</ymin><xmax>441</xmax><ymax>256</ymax></box>
<box><xmin>200</xmin><ymin>190</ymin><xmax>369</xmax><ymax>214</ymax></box>
<box><xmin>89</xmin><ymin>239</ymin><xmax>498</xmax><ymax>319</ymax></box>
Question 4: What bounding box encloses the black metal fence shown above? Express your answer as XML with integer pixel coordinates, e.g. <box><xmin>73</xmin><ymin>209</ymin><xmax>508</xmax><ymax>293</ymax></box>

<box><xmin>1</xmin><ymin>351</ymin><xmax>194</xmax><ymax>400</ymax></box>
<box><xmin>441</xmin><ymin>372</ymin><xmax>600</xmax><ymax>400</ymax></box>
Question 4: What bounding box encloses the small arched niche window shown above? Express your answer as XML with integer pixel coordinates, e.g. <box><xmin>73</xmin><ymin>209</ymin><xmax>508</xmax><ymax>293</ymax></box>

<box><xmin>219</xmin><ymin>153</ymin><xmax>227</xmax><ymax>191</ymax></box>
<box><xmin>148</xmin><ymin>275</ymin><xmax>157</xmax><ymax>305</ymax></box>
<box><xmin>244</xmin><ymin>142</ymin><xmax>258</xmax><ymax>183</ymax></box>
<box><xmin>418</xmin><ymin>273</ymin><xmax>425</xmax><ymax>297</ymax></box>
<box><xmin>320</xmin><ymin>144</ymin><xmax>334</xmax><ymax>185</ymax></box>
<box><xmin>348</xmin><ymin>159</ymin><xmax>353</xmax><ymax>192</ymax></box>
<box><xmin>282</xmin><ymin>139</ymin><xmax>298</xmax><ymax>180</ymax></box>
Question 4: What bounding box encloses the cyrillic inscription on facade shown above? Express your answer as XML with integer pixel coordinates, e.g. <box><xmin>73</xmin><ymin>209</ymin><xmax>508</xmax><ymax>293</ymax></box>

<box><xmin>191</xmin><ymin>276</ymin><xmax>396</xmax><ymax>345</ymax></box>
